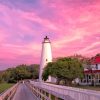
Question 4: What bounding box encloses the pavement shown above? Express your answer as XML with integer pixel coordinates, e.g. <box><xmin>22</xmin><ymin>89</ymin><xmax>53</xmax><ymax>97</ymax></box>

<box><xmin>12</xmin><ymin>83</ymin><xmax>39</xmax><ymax>100</ymax></box>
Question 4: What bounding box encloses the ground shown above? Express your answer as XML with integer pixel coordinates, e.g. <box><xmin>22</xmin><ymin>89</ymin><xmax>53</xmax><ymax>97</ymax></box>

<box><xmin>12</xmin><ymin>83</ymin><xmax>38</xmax><ymax>100</ymax></box>
<box><xmin>0</xmin><ymin>83</ymin><xmax>14</xmax><ymax>93</ymax></box>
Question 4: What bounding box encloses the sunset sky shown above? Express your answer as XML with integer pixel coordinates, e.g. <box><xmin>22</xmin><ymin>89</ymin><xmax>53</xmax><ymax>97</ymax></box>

<box><xmin>0</xmin><ymin>0</ymin><xmax>100</xmax><ymax>70</ymax></box>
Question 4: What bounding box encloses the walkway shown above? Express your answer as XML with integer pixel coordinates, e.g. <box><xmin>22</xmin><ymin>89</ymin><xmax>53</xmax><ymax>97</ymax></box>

<box><xmin>12</xmin><ymin>83</ymin><xmax>39</xmax><ymax>100</ymax></box>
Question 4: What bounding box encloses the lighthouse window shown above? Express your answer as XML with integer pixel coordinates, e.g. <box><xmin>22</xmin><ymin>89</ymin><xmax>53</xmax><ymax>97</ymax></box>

<box><xmin>46</xmin><ymin>59</ymin><xmax>48</xmax><ymax>61</ymax></box>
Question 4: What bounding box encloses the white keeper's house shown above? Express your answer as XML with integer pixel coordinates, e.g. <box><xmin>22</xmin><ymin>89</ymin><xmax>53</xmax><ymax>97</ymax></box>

<box><xmin>83</xmin><ymin>55</ymin><xmax>100</xmax><ymax>85</ymax></box>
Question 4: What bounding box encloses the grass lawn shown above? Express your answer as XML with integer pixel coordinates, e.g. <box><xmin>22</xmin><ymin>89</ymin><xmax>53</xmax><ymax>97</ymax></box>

<box><xmin>0</xmin><ymin>83</ymin><xmax>14</xmax><ymax>94</ymax></box>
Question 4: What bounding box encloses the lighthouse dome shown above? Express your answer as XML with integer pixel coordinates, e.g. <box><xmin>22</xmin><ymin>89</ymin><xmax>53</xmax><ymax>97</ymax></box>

<box><xmin>43</xmin><ymin>36</ymin><xmax>50</xmax><ymax>43</ymax></box>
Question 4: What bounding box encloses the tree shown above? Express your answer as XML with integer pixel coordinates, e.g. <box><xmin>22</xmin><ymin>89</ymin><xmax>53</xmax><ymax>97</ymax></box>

<box><xmin>13</xmin><ymin>64</ymin><xmax>32</xmax><ymax>81</ymax></box>
<box><xmin>28</xmin><ymin>64</ymin><xmax>39</xmax><ymax>79</ymax></box>
<box><xmin>2</xmin><ymin>68</ymin><xmax>13</xmax><ymax>82</ymax></box>
<box><xmin>0</xmin><ymin>64</ymin><xmax>39</xmax><ymax>83</ymax></box>
<box><xmin>42</xmin><ymin>57</ymin><xmax>84</xmax><ymax>85</ymax></box>
<box><xmin>96</xmin><ymin>53</ymin><xmax>100</xmax><ymax>56</ymax></box>
<box><xmin>0</xmin><ymin>71</ymin><xmax>4</xmax><ymax>83</ymax></box>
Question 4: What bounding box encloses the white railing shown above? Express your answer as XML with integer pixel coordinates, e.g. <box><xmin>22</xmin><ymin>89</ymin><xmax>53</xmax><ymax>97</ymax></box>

<box><xmin>0</xmin><ymin>83</ymin><xmax>19</xmax><ymax>100</ymax></box>
<box><xmin>30</xmin><ymin>81</ymin><xmax>100</xmax><ymax>100</ymax></box>
<box><xmin>25</xmin><ymin>82</ymin><xmax>49</xmax><ymax>100</ymax></box>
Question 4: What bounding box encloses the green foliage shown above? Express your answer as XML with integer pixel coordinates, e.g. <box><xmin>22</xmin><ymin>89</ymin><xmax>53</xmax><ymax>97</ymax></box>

<box><xmin>12</xmin><ymin>65</ymin><xmax>31</xmax><ymax>81</ymax></box>
<box><xmin>28</xmin><ymin>64</ymin><xmax>39</xmax><ymax>79</ymax></box>
<box><xmin>96</xmin><ymin>53</ymin><xmax>100</xmax><ymax>56</ymax></box>
<box><xmin>42</xmin><ymin>57</ymin><xmax>84</xmax><ymax>85</ymax></box>
<box><xmin>0</xmin><ymin>73</ymin><xmax>3</xmax><ymax>83</ymax></box>
<box><xmin>0</xmin><ymin>64</ymin><xmax>39</xmax><ymax>83</ymax></box>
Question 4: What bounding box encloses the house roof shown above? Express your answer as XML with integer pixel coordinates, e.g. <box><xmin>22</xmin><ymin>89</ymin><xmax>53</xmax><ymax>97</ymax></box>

<box><xmin>91</xmin><ymin>56</ymin><xmax>100</xmax><ymax>64</ymax></box>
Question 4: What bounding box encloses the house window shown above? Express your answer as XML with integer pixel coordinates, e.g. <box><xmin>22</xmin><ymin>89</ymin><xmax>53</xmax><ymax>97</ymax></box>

<box><xmin>88</xmin><ymin>75</ymin><xmax>91</xmax><ymax>79</ymax></box>
<box><xmin>96</xmin><ymin>64</ymin><xmax>98</xmax><ymax>69</ymax></box>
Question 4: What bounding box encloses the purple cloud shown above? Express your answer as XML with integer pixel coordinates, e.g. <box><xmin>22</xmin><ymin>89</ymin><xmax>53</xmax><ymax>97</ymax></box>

<box><xmin>0</xmin><ymin>0</ymin><xmax>100</xmax><ymax>70</ymax></box>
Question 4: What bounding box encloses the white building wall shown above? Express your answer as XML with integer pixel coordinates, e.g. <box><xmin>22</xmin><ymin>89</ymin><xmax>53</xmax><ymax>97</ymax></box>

<box><xmin>91</xmin><ymin>64</ymin><xmax>96</xmax><ymax>70</ymax></box>
<box><xmin>39</xmin><ymin>37</ymin><xmax>52</xmax><ymax>82</ymax></box>
<box><xmin>91</xmin><ymin>64</ymin><xmax>100</xmax><ymax>70</ymax></box>
<box><xmin>98</xmin><ymin>64</ymin><xmax>100</xmax><ymax>70</ymax></box>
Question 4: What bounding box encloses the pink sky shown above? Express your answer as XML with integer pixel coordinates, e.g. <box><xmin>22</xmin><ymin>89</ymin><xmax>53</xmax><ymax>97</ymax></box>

<box><xmin>0</xmin><ymin>0</ymin><xmax>100</xmax><ymax>70</ymax></box>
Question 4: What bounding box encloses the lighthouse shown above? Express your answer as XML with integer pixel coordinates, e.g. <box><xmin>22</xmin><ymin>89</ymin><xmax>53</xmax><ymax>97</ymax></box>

<box><xmin>39</xmin><ymin>36</ymin><xmax>52</xmax><ymax>82</ymax></box>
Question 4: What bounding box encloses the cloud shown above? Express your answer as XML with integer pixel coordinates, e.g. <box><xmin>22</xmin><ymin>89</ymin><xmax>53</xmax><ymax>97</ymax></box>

<box><xmin>78</xmin><ymin>41</ymin><xmax>100</xmax><ymax>54</ymax></box>
<box><xmin>0</xmin><ymin>0</ymin><xmax>100</xmax><ymax>70</ymax></box>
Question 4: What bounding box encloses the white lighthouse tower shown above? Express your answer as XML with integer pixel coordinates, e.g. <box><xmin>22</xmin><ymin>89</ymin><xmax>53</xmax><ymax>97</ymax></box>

<box><xmin>39</xmin><ymin>36</ymin><xmax>52</xmax><ymax>82</ymax></box>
